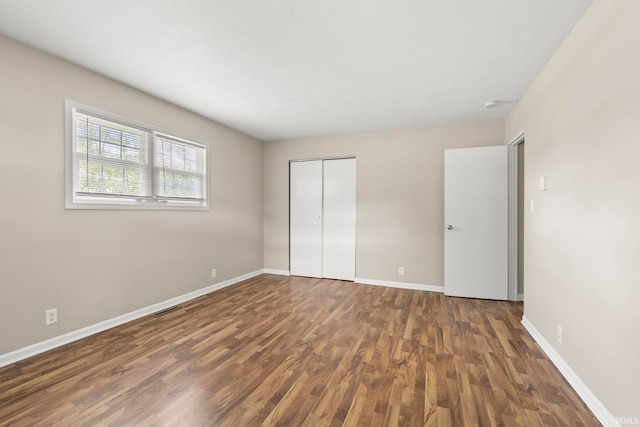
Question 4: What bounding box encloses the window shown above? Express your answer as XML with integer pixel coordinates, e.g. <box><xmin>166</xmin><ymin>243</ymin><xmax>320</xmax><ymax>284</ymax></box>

<box><xmin>65</xmin><ymin>100</ymin><xmax>208</xmax><ymax>210</ymax></box>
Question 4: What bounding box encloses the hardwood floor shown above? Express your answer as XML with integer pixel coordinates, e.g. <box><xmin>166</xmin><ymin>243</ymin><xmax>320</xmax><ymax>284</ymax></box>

<box><xmin>0</xmin><ymin>274</ymin><xmax>600</xmax><ymax>426</ymax></box>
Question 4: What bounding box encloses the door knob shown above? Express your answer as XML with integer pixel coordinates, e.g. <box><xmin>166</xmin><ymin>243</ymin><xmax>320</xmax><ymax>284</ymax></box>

<box><xmin>446</xmin><ymin>225</ymin><xmax>453</xmax><ymax>230</ymax></box>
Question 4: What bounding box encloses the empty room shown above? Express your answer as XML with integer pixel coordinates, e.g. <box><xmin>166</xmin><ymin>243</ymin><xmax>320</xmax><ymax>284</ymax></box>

<box><xmin>0</xmin><ymin>0</ymin><xmax>637</xmax><ymax>425</ymax></box>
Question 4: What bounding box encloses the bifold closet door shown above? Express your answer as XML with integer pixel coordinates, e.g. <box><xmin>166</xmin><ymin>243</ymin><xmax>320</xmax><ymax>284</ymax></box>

<box><xmin>322</xmin><ymin>158</ymin><xmax>356</xmax><ymax>281</ymax></box>
<box><xmin>290</xmin><ymin>160</ymin><xmax>323</xmax><ymax>278</ymax></box>
<box><xmin>290</xmin><ymin>158</ymin><xmax>356</xmax><ymax>281</ymax></box>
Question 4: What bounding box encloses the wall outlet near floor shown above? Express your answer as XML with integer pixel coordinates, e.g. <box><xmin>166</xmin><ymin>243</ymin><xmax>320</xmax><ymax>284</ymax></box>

<box><xmin>45</xmin><ymin>308</ymin><xmax>57</xmax><ymax>326</ymax></box>
<box><xmin>398</xmin><ymin>266</ymin><xmax>405</xmax><ymax>276</ymax></box>
<box><xmin>211</xmin><ymin>269</ymin><xmax>217</xmax><ymax>278</ymax></box>
<box><xmin>557</xmin><ymin>325</ymin><xmax>563</xmax><ymax>343</ymax></box>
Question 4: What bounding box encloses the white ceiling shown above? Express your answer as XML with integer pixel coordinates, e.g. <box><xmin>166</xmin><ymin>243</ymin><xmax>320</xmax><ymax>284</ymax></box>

<box><xmin>0</xmin><ymin>0</ymin><xmax>592</xmax><ymax>141</ymax></box>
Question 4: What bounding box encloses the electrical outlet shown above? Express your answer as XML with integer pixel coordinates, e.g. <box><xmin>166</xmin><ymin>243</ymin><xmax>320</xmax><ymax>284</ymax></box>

<box><xmin>398</xmin><ymin>266</ymin><xmax>405</xmax><ymax>276</ymax></box>
<box><xmin>45</xmin><ymin>308</ymin><xmax>57</xmax><ymax>326</ymax></box>
<box><xmin>557</xmin><ymin>325</ymin><xmax>563</xmax><ymax>343</ymax></box>
<box><xmin>211</xmin><ymin>269</ymin><xmax>217</xmax><ymax>278</ymax></box>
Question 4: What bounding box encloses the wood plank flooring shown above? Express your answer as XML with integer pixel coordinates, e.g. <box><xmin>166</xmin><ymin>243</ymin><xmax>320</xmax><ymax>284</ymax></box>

<box><xmin>0</xmin><ymin>274</ymin><xmax>600</xmax><ymax>426</ymax></box>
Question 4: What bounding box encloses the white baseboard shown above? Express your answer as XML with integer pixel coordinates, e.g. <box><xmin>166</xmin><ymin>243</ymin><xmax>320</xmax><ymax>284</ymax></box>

<box><xmin>263</xmin><ymin>269</ymin><xmax>290</xmax><ymax>276</ymax></box>
<box><xmin>521</xmin><ymin>316</ymin><xmax>618</xmax><ymax>427</ymax></box>
<box><xmin>0</xmin><ymin>269</ymin><xmax>263</xmax><ymax>369</ymax></box>
<box><xmin>518</xmin><ymin>293</ymin><xmax>525</xmax><ymax>301</ymax></box>
<box><xmin>355</xmin><ymin>277</ymin><xmax>444</xmax><ymax>293</ymax></box>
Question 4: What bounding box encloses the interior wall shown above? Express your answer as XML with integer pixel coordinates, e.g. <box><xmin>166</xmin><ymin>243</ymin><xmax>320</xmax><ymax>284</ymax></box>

<box><xmin>263</xmin><ymin>119</ymin><xmax>505</xmax><ymax>287</ymax></box>
<box><xmin>505</xmin><ymin>0</ymin><xmax>640</xmax><ymax>417</ymax></box>
<box><xmin>0</xmin><ymin>35</ymin><xmax>264</xmax><ymax>355</ymax></box>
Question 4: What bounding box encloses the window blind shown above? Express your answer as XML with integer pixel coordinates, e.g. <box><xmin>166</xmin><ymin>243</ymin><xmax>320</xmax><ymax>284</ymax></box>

<box><xmin>73</xmin><ymin>111</ymin><xmax>152</xmax><ymax>198</ymax></box>
<box><xmin>154</xmin><ymin>134</ymin><xmax>206</xmax><ymax>201</ymax></box>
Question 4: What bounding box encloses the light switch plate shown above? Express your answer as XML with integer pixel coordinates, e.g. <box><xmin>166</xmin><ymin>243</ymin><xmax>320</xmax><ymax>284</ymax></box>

<box><xmin>539</xmin><ymin>176</ymin><xmax>548</xmax><ymax>191</ymax></box>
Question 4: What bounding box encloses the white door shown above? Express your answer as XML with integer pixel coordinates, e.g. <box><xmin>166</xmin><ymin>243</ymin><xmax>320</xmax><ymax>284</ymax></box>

<box><xmin>290</xmin><ymin>160</ymin><xmax>323</xmax><ymax>277</ymax></box>
<box><xmin>322</xmin><ymin>158</ymin><xmax>356</xmax><ymax>280</ymax></box>
<box><xmin>444</xmin><ymin>146</ymin><xmax>508</xmax><ymax>300</ymax></box>
<box><xmin>290</xmin><ymin>158</ymin><xmax>356</xmax><ymax>280</ymax></box>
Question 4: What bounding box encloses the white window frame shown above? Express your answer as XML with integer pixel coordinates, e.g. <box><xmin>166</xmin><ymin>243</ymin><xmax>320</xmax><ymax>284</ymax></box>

<box><xmin>65</xmin><ymin>100</ymin><xmax>209</xmax><ymax>210</ymax></box>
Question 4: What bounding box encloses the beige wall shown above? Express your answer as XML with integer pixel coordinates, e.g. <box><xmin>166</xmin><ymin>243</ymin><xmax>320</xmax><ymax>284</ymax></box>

<box><xmin>0</xmin><ymin>35</ymin><xmax>264</xmax><ymax>355</ymax></box>
<box><xmin>263</xmin><ymin>119</ymin><xmax>505</xmax><ymax>286</ymax></box>
<box><xmin>505</xmin><ymin>0</ymin><xmax>640</xmax><ymax>418</ymax></box>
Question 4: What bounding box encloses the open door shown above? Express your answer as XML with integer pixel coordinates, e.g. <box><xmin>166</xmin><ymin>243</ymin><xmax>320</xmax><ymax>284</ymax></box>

<box><xmin>444</xmin><ymin>146</ymin><xmax>508</xmax><ymax>300</ymax></box>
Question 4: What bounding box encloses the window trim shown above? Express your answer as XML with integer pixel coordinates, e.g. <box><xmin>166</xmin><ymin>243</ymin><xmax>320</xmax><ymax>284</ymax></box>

<box><xmin>64</xmin><ymin>100</ymin><xmax>209</xmax><ymax>211</ymax></box>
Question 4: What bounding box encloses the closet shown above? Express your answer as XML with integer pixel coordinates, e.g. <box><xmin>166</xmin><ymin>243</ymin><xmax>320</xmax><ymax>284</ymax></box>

<box><xmin>290</xmin><ymin>158</ymin><xmax>356</xmax><ymax>281</ymax></box>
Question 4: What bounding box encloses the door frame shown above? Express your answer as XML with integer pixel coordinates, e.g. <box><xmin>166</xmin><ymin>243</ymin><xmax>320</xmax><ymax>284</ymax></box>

<box><xmin>507</xmin><ymin>130</ymin><xmax>525</xmax><ymax>301</ymax></box>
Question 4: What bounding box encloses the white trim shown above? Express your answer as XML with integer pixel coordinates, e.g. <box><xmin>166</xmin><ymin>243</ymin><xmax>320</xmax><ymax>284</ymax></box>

<box><xmin>263</xmin><ymin>269</ymin><xmax>291</xmax><ymax>276</ymax></box>
<box><xmin>521</xmin><ymin>316</ymin><xmax>619</xmax><ymax>427</ymax></box>
<box><xmin>507</xmin><ymin>130</ymin><xmax>525</xmax><ymax>146</ymax></box>
<box><xmin>355</xmin><ymin>277</ymin><xmax>444</xmax><ymax>293</ymax></box>
<box><xmin>507</xmin><ymin>130</ymin><xmax>525</xmax><ymax>301</ymax></box>
<box><xmin>517</xmin><ymin>293</ymin><xmax>525</xmax><ymax>302</ymax></box>
<box><xmin>290</xmin><ymin>155</ymin><xmax>357</xmax><ymax>163</ymax></box>
<box><xmin>0</xmin><ymin>269</ymin><xmax>263</xmax><ymax>369</ymax></box>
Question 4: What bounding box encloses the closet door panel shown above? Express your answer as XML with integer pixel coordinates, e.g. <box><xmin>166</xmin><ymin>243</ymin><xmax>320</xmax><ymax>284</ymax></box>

<box><xmin>290</xmin><ymin>161</ymin><xmax>323</xmax><ymax>277</ymax></box>
<box><xmin>322</xmin><ymin>158</ymin><xmax>356</xmax><ymax>280</ymax></box>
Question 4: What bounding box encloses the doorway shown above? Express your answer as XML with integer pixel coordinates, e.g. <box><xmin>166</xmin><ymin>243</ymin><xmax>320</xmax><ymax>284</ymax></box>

<box><xmin>443</xmin><ymin>135</ymin><xmax>525</xmax><ymax>302</ymax></box>
<box><xmin>508</xmin><ymin>131</ymin><xmax>525</xmax><ymax>301</ymax></box>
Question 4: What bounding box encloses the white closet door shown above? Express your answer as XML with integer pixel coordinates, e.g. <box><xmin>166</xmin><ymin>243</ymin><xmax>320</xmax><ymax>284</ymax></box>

<box><xmin>322</xmin><ymin>158</ymin><xmax>356</xmax><ymax>280</ymax></box>
<box><xmin>290</xmin><ymin>160</ymin><xmax>323</xmax><ymax>277</ymax></box>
